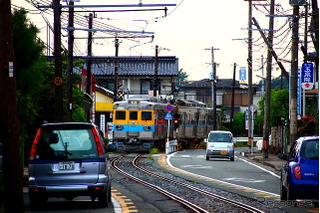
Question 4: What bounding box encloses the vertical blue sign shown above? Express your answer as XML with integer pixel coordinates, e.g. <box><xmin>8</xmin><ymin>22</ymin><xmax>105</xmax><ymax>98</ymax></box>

<box><xmin>301</xmin><ymin>62</ymin><xmax>314</xmax><ymax>89</ymax></box>
<box><xmin>239</xmin><ymin>67</ymin><xmax>246</xmax><ymax>84</ymax></box>
<box><xmin>297</xmin><ymin>67</ymin><xmax>301</xmax><ymax>119</ymax></box>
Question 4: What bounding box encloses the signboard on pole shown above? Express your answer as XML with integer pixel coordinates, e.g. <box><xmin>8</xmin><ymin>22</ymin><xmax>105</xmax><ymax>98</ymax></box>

<box><xmin>245</xmin><ymin>109</ymin><xmax>249</xmax><ymax>130</ymax></box>
<box><xmin>301</xmin><ymin>62</ymin><xmax>314</xmax><ymax>90</ymax></box>
<box><xmin>297</xmin><ymin>67</ymin><xmax>302</xmax><ymax>119</ymax></box>
<box><xmin>239</xmin><ymin>67</ymin><xmax>246</xmax><ymax>84</ymax></box>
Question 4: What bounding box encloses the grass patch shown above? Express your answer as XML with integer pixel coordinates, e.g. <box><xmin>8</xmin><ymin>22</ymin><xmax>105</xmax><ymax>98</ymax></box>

<box><xmin>146</xmin><ymin>155</ymin><xmax>154</xmax><ymax>160</ymax></box>
<box><xmin>149</xmin><ymin>148</ymin><xmax>160</xmax><ymax>154</ymax></box>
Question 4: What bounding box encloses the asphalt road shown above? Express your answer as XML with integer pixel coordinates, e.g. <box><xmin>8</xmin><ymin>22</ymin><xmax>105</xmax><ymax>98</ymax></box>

<box><xmin>166</xmin><ymin>148</ymin><xmax>281</xmax><ymax>200</ymax></box>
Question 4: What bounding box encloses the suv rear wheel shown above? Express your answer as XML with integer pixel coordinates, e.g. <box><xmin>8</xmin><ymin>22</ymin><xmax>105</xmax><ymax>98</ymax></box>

<box><xmin>98</xmin><ymin>189</ymin><xmax>109</xmax><ymax>207</ymax></box>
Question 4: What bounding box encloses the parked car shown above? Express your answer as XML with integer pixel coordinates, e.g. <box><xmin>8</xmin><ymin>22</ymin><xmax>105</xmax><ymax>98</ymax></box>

<box><xmin>28</xmin><ymin>122</ymin><xmax>117</xmax><ymax>209</ymax></box>
<box><xmin>278</xmin><ymin>136</ymin><xmax>319</xmax><ymax>201</ymax></box>
<box><xmin>205</xmin><ymin>130</ymin><xmax>235</xmax><ymax>161</ymax></box>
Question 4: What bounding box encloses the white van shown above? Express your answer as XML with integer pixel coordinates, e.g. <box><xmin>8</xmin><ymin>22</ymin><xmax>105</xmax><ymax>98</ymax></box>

<box><xmin>205</xmin><ymin>130</ymin><xmax>235</xmax><ymax>161</ymax></box>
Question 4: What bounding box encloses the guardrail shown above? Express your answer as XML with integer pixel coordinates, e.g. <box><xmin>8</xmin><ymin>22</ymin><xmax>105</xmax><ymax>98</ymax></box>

<box><xmin>166</xmin><ymin>139</ymin><xmax>178</xmax><ymax>154</ymax></box>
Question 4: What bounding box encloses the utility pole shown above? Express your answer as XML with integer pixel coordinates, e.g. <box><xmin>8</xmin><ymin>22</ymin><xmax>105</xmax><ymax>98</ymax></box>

<box><xmin>206</xmin><ymin>47</ymin><xmax>219</xmax><ymax>130</ymax></box>
<box><xmin>86</xmin><ymin>13</ymin><xmax>93</xmax><ymax>120</ymax></box>
<box><xmin>0</xmin><ymin>0</ymin><xmax>24</xmax><ymax>211</ymax></box>
<box><xmin>114</xmin><ymin>38</ymin><xmax>119</xmax><ymax>102</ymax></box>
<box><xmin>53</xmin><ymin>0</ymin><xmax>63</xmax><ymax>121</ymax></box>
<box><xmin>262</xmin><ymin>0</ymin><xmax>275</xmax><ymax>159</ymax></box>
<box><xmin>247</xmin><ymin>0</ymin><xmax>254</xmax><ymax>148</ymax></box>
<box><xmin>260</xmin><ymin>55</ymin><xmax>264</xmax><ymax>98</ymax></box>
<box><xmin>289</xmin><ymin>1</ymin><xmax>302</xmax><ymax>148</ymax></box>
<box><xmin>153</xmin><ymin>45</ymin><xmax>159</xmax><ymax>97</ymax></box>
<box><xmin>67</xmin><ymin>0</ymin><xmax>75</xmax><ymax>121</ymax></box>
<box><xmin>230</xmin><ymin>63</ymin><xmax>237</xmax><ymax>132</ymax></box>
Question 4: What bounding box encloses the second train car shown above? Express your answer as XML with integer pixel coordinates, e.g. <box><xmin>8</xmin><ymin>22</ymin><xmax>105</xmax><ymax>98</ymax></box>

<box><xmin>112</xmin><ymin>97</ymin><xmax>221</xmax><ymax>152</ymax></box>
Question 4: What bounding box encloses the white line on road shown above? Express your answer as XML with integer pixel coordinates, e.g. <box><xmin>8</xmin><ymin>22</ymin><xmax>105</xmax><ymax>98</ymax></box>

<box><xmin>167</xmin><ymin>152</ymin><xmax>280</xmax><ymax>197</ymax></box>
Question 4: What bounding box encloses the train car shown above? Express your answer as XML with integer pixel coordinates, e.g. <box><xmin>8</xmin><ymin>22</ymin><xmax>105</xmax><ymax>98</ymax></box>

<box><xmin>175</xmin><ymin>100</ymin><xmax>221</xmax><ymax>145</ymax></box>
<box><xmin>112</xmin><ymin>97</ymin><xmax>221</xmax><ymax>152</ymax></box>
<box><xmin>113</xmin><ymin>98</ymin><xmax>173</xmax><ymax>151</ymax></box>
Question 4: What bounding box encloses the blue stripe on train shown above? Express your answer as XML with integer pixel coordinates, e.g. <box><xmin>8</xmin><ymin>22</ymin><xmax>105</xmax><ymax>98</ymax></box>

<box><xmin>113</xmin><ymin>124</ymin><xmax>155</xmax><ymax>132</ymax></box>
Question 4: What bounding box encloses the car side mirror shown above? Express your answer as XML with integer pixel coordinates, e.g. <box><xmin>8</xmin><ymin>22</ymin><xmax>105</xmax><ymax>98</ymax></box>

<box><xmin>277</xmin><ymin>153</ymin><xmax>287</xmax><ymax>160</ymax></box>
<box><xmin>204</xmin><ymin>138</ymin><xmax>208</xmax><ymax>143</ymax></box>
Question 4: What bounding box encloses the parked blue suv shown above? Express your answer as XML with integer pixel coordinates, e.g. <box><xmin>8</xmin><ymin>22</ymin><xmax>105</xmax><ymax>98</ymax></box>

<box><xmin>28</xmin><ymin>122</ymin><xmax>116</xmax><ymax>209</ymax></box>
<box><xmin>279</xmin><ymin>136</ymin><xmax>319</xmax><ymax>201</ymax></box>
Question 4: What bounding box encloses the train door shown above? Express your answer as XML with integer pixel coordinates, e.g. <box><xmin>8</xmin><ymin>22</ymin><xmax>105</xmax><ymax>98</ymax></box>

<box><xmin>128</xmin><ymin>110</ymin><xmax>139</xmax><ymax>132</ymax></box>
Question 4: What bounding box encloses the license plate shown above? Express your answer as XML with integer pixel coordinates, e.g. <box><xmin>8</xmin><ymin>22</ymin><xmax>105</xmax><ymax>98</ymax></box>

<box><xmin>220</xmin><ymin>151</ymin><xmax>228</xmax><ymax>155</ymax></box>
<box><xmin>59</xmin><ymin>161</ymin><xmax>75</xmax><ymax>170</ymax></box>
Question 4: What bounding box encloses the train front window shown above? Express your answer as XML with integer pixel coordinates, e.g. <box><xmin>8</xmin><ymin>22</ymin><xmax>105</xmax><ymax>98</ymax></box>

<box><xmin>130</xmin><ymin>111</ymin><xmax>138</xmax><ymax>120</ymax></box>
<box><xmin>115</xmin><ymin>111</ymin><xmax>126</xmax><ymax>120</ymax></box>
<box><xmin>141</xmin><ymin>111</ymin><xmax>152</xmax><ymax>120</ymax></box>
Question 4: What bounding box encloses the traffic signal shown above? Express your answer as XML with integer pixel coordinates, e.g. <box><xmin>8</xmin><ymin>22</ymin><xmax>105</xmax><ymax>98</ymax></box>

<box><xmin>173</xmin><ymin>114</ymin><xmax>180</xmax><ymax>130</ymax></box>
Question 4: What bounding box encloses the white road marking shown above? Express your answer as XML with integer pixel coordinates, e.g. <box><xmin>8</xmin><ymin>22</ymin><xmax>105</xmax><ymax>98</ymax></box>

<box><xmin>237</xmin><ymin>157</ymin><xmax>280</xmax><ymax>178</ymax></box>
<box><xmin>222</xmin><ymin>177</ymin><xmax>265</xmax><ymax>183</ymax></box>
<box><xmin>167</xmin><ymin>152</ymin><xmax>280</xmax><ymax>197</ymax></box>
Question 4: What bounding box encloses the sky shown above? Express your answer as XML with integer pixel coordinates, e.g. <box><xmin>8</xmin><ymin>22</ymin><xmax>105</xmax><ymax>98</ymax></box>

<box><xmin>11</xmin><ymin>0</ymin><xmax>298</xmax><ymax>83</ymax></box>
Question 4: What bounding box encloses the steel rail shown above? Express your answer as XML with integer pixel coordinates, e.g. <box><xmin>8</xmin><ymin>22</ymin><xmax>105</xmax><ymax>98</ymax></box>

<box><xmin>111</xmin><ymin>155</ymin><xmax>209</xmax><ymax>213</ymax></box>
<box><xmin>132</xmin><ymin>154</ymin><xmax>265</xmax><ymax>213</ymax></box>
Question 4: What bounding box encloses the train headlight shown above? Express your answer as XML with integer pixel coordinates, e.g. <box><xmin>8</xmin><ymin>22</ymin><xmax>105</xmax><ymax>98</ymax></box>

<box><xmin>143</xmin><ymin>126</ymin><xmax>151</xmax><ymax>131</ymax></box>
<box><xmin>115</xmin><ymin>125</ymin><xmax>124</xmax><ymax>130</ymax></box>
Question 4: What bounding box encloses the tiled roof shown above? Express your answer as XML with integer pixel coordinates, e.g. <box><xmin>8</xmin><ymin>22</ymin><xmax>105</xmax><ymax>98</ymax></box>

<box><xmin>73</xmin><ymin>56</ymin><xmax>179</xmax><ymax>77</ymax></box>
<box><xmin>181</xmin><ymin>79</ymin><xmax>243</xmax><ymax>89</ymax></box>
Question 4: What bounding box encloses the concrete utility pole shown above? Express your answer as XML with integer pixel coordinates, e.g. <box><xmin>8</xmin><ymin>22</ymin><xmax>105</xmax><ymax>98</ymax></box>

<box><xmin>247</xmin><ymin>0</ymin><xmax>254</xmax><ymax>147</ymax></box>
<box><xmin>53</xmin><ymin>0</ymin><xmax>63</xmax><ymax>121</ymax></box>
<box><xmin>206</xmin><ymin>47</ymin><xmax>219</xmax><ymax>130</ymax></box>
<box><xmin>262</xmin><ymin>0</ymin><xmax>275</xmax><ymax>159</ymax></box>
<box><xmin>153</xmin><ymin>45</ymin><xmax>159</xmax><ymax>97</ymax></box>
<box><xmin>230</xmin><ymin>63</ymin><xmax>237</xmax><ymax>132</ymax></box>
<box><xmin>86</xmin><ymin>13</ymin><xmax>93</xmax><ymax>120</ymax></box>
<box><xmin>0</xmin><ymin>0</ymin><xmax>24</xmax><ymax>211</ymax></box>
<box><xmin>289</xmin><ymin>1</ymin><xmax>302</xmax><ymax>148</ymax></box>
<box><xmin>67</xmin><ymin>0</ymin><xmax>75</xmax><ymax>121</ymax></box>
<box><xmin>114</xmin><ymin>38</ymin><xmax>119</xmax><ymax>102</ymax></box>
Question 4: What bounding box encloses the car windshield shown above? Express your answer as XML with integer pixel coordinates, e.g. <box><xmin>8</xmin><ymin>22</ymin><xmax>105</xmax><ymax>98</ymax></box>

<box><xmin>300</xmin><ymin>139</ymin><xmax>319</xmax><ymax>160</ymax></box>
<box><xmin>35</xmin><ymin>128</ymin><xmax>98</xmax><ymax>160</ymax></box>
<box><xmin>208</xmin><ymin>133</ymin><xmax>232</xmax><ymax>142</ymax></box>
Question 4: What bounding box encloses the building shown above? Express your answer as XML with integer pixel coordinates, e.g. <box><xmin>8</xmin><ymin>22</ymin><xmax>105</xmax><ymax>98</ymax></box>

<box><xmin>74</xmin><ymin>56</ymin><xmax>179</xmax><ymax>100</ymax></box>
<box><xmin>180</xmin><ymin>79</ymin><xmax>249</xmax><ymax>122</ymax></box>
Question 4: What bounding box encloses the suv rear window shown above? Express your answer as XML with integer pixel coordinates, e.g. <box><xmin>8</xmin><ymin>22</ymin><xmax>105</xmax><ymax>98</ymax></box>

<box><xmin>35</xmin><ymin>128</ymin><xmax>98</xmax><ymax>160</ymax></box>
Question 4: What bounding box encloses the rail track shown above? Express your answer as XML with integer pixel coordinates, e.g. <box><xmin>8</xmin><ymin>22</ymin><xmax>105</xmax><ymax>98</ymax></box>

<box><xmin>111</xmin><ymin>154</ymin><xmax>266</xmax><ymax>213</ymax></box>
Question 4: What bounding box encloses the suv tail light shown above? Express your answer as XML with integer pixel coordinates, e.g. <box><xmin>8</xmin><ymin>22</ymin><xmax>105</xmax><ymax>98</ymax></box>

<box><xmin>30</xmin><ymin>129</ymin><xmax>42</xmax><ymax>159</ymax></box>
<box><xmin>293</xmin><ymin>165</ymin><xmax>302</xmax><ymax>179</ymax></box>
<box><xmin>91</xmin><ymin>128</ymin><xmax>104</xmax><ymax>157</ymax></box>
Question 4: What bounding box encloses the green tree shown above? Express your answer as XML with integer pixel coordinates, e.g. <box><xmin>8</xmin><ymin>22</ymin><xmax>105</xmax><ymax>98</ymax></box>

<box><xmin>233</xmin><ymin>112</ymin><xmax>245</xmax><ymax>136</ymax></box>
<box><xmin>12</xmin><ymin>9</ymin><xmax>86</xmax><ymax>164</ymax></box>
<box><xmin>12</xmin><ymin>9</ymin><xmax>48</xmax><ymax>163</ymax></box>
<box><xmin>258</xmin><ymin>89</ymin><xmax>289</xmax><ymax>127</ymax></box>
<box><xmin>174</xmin><ymin>68</ymin><xmax>188</xmax><ymax>89</ymax></box>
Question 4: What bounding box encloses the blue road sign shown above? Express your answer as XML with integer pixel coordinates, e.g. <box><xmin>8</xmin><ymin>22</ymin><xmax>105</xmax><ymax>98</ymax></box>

<box><xmin>165</xmin><ymin>112</ymin><xmax>172</xmax><ymax>120</ymax></box>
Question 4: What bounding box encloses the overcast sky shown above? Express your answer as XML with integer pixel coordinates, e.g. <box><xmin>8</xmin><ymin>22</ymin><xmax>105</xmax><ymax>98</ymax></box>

<box><xmin>12</xmin><ymin>0</ymin><xmax>297</xmax><ymax>82</ymax></box>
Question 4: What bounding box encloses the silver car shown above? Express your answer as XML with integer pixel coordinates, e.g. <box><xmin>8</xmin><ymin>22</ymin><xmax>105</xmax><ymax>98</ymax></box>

<box><xmin>28</xmin><ymin>122</ymin><xmax>116</xmax><ymax>209</ymax></box>
<box><xmin>205</xmin><ymin>130</ymin><xmax>235</xmax><ymax>161</ymax></box>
